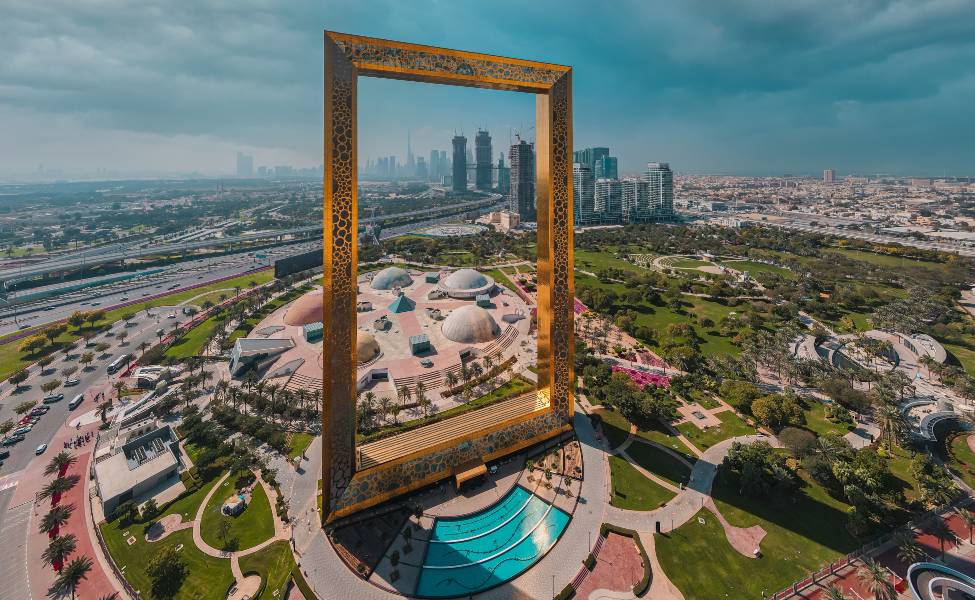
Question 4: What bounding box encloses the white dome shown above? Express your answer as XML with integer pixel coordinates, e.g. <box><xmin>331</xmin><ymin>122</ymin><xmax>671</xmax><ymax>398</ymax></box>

<box><xmin>356</xmin><ymin>332</ymin><xmax>381</xmax><ymax>364</ymax></box>
<box><xmin>442</xmin><ymin>269</ymin><xmax>489</xmax><ymax>290</ymax></box>
<box><xmin>441</xmin><ymin>305</ymin><xmax>500</xmax><ymax>344</ymax></box>
<box><xmin>371</xmin><ymin>266</ymin><xmax>413</xmax><ymax>290</ymax></box>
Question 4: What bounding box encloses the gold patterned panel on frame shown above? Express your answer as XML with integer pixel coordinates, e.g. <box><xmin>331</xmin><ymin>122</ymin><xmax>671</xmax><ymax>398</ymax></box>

<box><xmin>322</xmin><ymin>31</ymin><xmax>574</xmax><ymax>523</ymax></box>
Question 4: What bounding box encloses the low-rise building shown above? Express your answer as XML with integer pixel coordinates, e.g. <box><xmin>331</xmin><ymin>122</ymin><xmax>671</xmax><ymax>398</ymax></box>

<box><xmin>94</xmin><ymin>419</ymin><xmax>180</xmax><ymax>514</ymax></box>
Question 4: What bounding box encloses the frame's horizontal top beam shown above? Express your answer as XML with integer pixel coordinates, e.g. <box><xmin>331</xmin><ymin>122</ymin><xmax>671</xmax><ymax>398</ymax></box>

<box><xmin>326</xmin><ymin>30</ymin><xmax>569</xmax><ymax>93</ymax></box>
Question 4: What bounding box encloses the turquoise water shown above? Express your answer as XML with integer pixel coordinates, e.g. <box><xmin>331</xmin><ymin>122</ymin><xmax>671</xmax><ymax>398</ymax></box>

<box><xmin>415</xmin><ymin>485</ymin><xmax>571</xmax><ymax>598</ymax></box>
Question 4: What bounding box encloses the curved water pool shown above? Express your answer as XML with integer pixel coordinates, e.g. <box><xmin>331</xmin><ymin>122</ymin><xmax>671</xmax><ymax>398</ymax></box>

<box><xmin>415</xmin><ymin>485</ymin><xmax>570</xmax><ymax>598</ymax></box>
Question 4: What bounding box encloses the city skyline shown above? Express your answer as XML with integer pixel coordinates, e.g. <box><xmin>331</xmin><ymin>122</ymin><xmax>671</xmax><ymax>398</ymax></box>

<box><xmin>2</xmin><ymin>1</ymin><xmax>975</xmax><ymax>180</ymax></box>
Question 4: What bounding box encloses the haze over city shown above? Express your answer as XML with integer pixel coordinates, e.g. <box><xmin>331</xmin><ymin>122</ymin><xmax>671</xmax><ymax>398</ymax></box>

<box><xmin>3</xmin><ymin>0</ymin><xmax>975</xmax><ymax>180</ymax></box>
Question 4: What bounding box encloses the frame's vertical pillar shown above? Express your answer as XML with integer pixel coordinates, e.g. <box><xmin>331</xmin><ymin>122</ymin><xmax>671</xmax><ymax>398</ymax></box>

<box><xmin>536</xmin><ymin>71</ymin><xmax>574</xmax><ymax>422</ymax></box>
<box><xmin>322</xmin><ymin>33</ymin><xmax>358</xmax><ymax>522</ymax></box>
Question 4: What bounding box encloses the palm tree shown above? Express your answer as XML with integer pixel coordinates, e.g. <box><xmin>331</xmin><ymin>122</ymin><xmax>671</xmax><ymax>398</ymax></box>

<box><xmin>875</xmin><ymin>404</ymin><xmax>906</xmax><ymax>452</ymax></box>
<box><xmin>97</xmin><ymin>594</ymin><xmax>120</xmax><ymax>600</ymax></box>
<box><xmin>444</xmin><ymin>371</ymin><xmax>458</xmax><ymax>392</ymax></box>
<box><xmin>43</xmin><ymin>452</ymin><xmax>77</xmax><ymax>477</ymax></box>
<box><xmin>377</xmin><ymin>396</ymin><xmax>393</xmax><ymax>425</ymax></box>
<box><xmin>39</xmin><ymin>505</ymin><xmax>75</xmax><ymax>538</ymax></box>
<box><xmin>821</xmin><ymin>585</ymin><xmax>849</xmax><ymax>600</ymax></box>
<box><xmin>399</xmin><ymin>385</ymin><xmax>412</xmax><ymax>407</ymax></box>
<box><xmin>929</xmin><ymin>515</ymin><xmax>959</xmax><ymax>560</ymax></box>
<box><xmin>956</xmin><ymin>507</ymin><xmax>975</xmax><ymax>544</ymax></box>
<box><xmin>38</xmin><ymin>475</ymin><xmax>80</xmax><ymax>506</ymax></box>
<box><xmin>47</xmin><ymin>554</ymin><xmax>92</xmax><ymax>599</ymax></box>
<box><xmin>893</xmin><ymin>529</ymin><xmax>925</xmax><ymax>565</ymax></box>
<box><xmin>856</xmin><ymin>558</ymin><xmax>895</xmax><ymax>600</ymax></box>
<box><xmin>42</xmin><ymin>533</ymin><xmax>77</xmax><ymax>572</ymax></box>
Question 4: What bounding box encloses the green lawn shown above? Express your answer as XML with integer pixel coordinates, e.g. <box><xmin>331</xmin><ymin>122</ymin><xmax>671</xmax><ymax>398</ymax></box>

<box><xmin>885</xmin><ymin>443</ymin><xmax>923</xmax><ymax>503</ymax></box>
<box><xmin>162</xmin><ymin>471</ymin><xmax>227</xmax><ymax>523</ymax></box>
<box><xmin>483</xmin><ymin>268</ymin><xmax>520</xmax><ymax>293</ymax></box>
<box><xmin>657</xmin><ymin>466</ymin><xmax>860</xmax><ymax>600</ymax></box>
<box><xmin>802</xmin><ymin>401</ymin><xmax>853</xmax><ymax>438</ymax></box>
<box><xmin>238</xmin><ymin>540</ymin><xmax>296</xmax><ymax>600</ymax></box>
<box><xmin>945</xmin><ymin>342</ymin><xmax>975</xmax><ymax>376</ymax></box>
<box><xmin>608</xmin><ymin>455</ymin><xmax>675</xmax><ymax>510</ymax></box>
<box><xmin>676</xmin><ymin>410</ymin><xmax>756</xmax><ymax>452</ymax></box>
<box><xmin>574</xmin><ymin>248</ymin><xmax>650</xmax><ymax>274</ymax></box>
<box><xmin>634</xmin><ymin>424</ymin><xmax>695</xmax><ymax>461</ymax></box>
<box><xmin>945</xmin><ymin>432</ymin><xmax>975</xmax><ymax>491</ymax></box>
<box><xmin>99</xmin><ymin>525</ymin><xmax>234</xmax><ymax>600</ymax></box>
<box><xmin>626</xmin><ymin>440</ymin><xmax>692</xmax><ymax>487</ymax></box>
<box><xmin>685</xmin><ymin>389</ymin><xmax>721</xmax><ymax>410</ymax></box>
<box><xmin>666</xmin><ymin>258</ymin><xmax>712</xmax><ymax>269</ymax></box>
<box><xmin>829</xmin><ymin>248</ymin><xmax>942</xmax><ymax>269</ymax></box>
<box><xmin>165</xmin><ymin>313</ymin><xmax>225</xmax><ymax>359</ymax></box>
<box><xmin>287</xmin><ymin>432</ymin><xmax>315</xmax><ymax>459</ymax></box>
<box><xmin>199</xmin><ymin>476</ymin><xmax>276</xmax><ymax>551</ymax></box>
<box><xmin>594</xmin><ymin>407</ymin><xmax>631</xmax><ymax>451</ymax></box>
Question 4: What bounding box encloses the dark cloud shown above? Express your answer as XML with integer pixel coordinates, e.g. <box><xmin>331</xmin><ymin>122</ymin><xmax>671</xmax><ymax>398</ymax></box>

<box><xmin>0</xmin><ymin>0</ymin><xmax>972</xmax><ymax>175</ymax></box>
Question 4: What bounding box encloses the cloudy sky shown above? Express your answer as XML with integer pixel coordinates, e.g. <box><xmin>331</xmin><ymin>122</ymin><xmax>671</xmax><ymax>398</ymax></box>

<box><xmin>2</xmin><ymin>0</ymin><xmax>974</xmax><ymax>178</ymax></box>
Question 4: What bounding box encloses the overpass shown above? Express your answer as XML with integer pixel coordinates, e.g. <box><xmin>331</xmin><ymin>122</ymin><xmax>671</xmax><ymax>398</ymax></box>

<box><xmin>0</xmin><ymin>195</ymin><xmax>500</xmax><ymax>290</ymax></box>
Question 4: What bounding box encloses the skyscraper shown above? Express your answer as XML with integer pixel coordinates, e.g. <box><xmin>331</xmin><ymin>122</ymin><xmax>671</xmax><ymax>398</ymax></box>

<box><xmin>573</xmin><ymin>163</ymin><xmax>595</xmax><ymax>225</ymax></box>
<box><xmin>595</xmin><ymin>156</ymin><xmax>618</xmax><ymax>180</ymax></box>
<box><xmin>595</xmin><ymin>178</ymin><xmax>622</xmax><ymax>223</ymax></box>
<box><xmin>236</xmin><ymin>152</ymin><xmax>254</xmax><ymax>177</ymax></box>
<box><xmin>644</xmin><ymin>162</ymin><xmax>674</xmax><ymax>220</ymax></box>
<box><xmin>416</xmin><ymin>156</ymin><xmax>428</xmax><ymax>180</ymax></box>
<box><xmin>406</xmin><ymin>131</ymin><xmax>416</xmax><ymax>177</ymax></box>
<box><xmin>621</xmin><ymin>179</ymin><xmax>652</xmax><ymax>223</ymax></box>
<box><xmin>497</xmin><ymin>153</ymin><xmax>510</xmax><ymax>194</ymax></box>
<box><xmin>452</xmin><ymin>135</ymin><xmax>467</xmax><ymax>192</ymax></box>
<box><xmin>573</xmin><ymin>147</ymin><xmax>609</xmax><ymax>175</ymax></box>
<box><xmin>823</xmin><ymin>169</ymin><xmax>835</xmax><ymax>183</ymax></box>
<box><xmin>429</xmin><ymin>149</ymin><xmax>440</xmax><ymax>181</ymax></box>
<box><xmin>475</xmin><ymin>130</ymin><xmax>493</xmax><ymax>191</ymax></box>
<box><xmin>509</xmin><ymin>139</ymin><xmax>535</xmax><ymax>221</ymax></box>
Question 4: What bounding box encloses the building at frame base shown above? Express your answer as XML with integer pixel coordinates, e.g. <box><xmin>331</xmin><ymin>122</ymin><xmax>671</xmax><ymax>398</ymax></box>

<box><xmin>322</xmin><ymin>31</ymin><xmax>574</xmax><ymax>523</ymax></box>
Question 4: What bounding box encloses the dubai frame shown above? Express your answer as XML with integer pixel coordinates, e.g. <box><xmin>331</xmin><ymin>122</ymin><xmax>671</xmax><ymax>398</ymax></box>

<box><xmin>322</xmin><ymin>31</ymin><xmax>575</xmax><ymax>523</ymax></box>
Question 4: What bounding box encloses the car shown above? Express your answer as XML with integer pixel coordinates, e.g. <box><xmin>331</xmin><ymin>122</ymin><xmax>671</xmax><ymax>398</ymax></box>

<box><xmin>0</xmin><ymin>449</ymin><xmax>9</xmax><ymax>460</ymax></box>
<box><xmin>68</xmin><ymin>394</ymin><xmax>84</xmax><ymax>410</ymax></box>
<box><xmin>29</xmin><ymin>407</ymin><xmax>48</xmax><ymax>416</ymax></box>
<box><xmin>65</xmin><ymin>378</ymin><xmax>81</xmax><ymax>386</ymax></box>
<box><xmin>120</xmin><ymin>296</ymin><xmax>129</xmax><ymax>301</ymax></box>
<box><xmin>13</xmin><ymin>426</ymin><xmax>31</xmax><ymax>436</ymax></box>
<box><xmin>85</xmin><ymin>340</ymin><xmax>97</xmax><ymax>348</ymax></box>
<box><xmin>35</xmin><ymin>443</ymin><xmax>47</xmax><ymax>455</ymax></box>
<box><xmin>28</xmin><ymin>416</ymin><xmax>41</xmax><ymax>425</ymax></box>
<box><xmin>43</xmin><ymin>393</ymin><xmax>65</xmax><ymax>404</ymax></box>
<box><xmin>2</xmin><ymin>436</ymin><xmax>24</xmax><ymax>446</ymax></box>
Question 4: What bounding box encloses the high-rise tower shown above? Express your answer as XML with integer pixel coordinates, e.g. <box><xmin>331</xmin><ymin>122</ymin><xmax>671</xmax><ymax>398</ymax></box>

<box><xmin>451</xmin><ymin>134</ymin><xmax>467</xmax><ymax>192</ymax></box>
<box><xmin>644</xmin><ymin>162</ymin><xmax>674</xmax><ymax>220</ymax></box>
<box><xmin>474</xmin><ymin>130</ymin><xmax>493</xmax><ymax>191</ymax></box>
<box><xmin>509</xmin><ymin>139</ymin><xmax>535</xmax><ymax>221</ymax></box>
<box><xmin>573</xmin><ymin>163</ymin><xmax>595</xmax><ymax>225</ymax></box>
<box><xmin>497</xmin><ymin>152</ymin><xmax>510</xmax><ymax>194</ymax></box>
<box><xmin>595</xmin><ymin>178</ymin><xmax>622</xmax><ymax>223</ymax></box>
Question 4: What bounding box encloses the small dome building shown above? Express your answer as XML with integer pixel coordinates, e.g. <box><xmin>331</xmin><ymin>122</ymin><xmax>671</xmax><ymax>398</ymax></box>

<box><xmin>441</xmin><ymin>305</ymin><xmax>501</xmax><ymax>344</ymax></box>
<box><xmin>357</xmin><ymin>332</ymin><xmax>381</xmax><ymax>364</ymax></box>
<box><xmin>438</xmin><ymin>268</ymin><xmax>495</xmax><ymax>299</ymax></box>
<box><xmin>283</xmin><ymin>291</ymin><xmax>323</xmax><ymax>326</ymax></box>
<box><xmin>370</xmin><ymin>266</ymin><xmax>413</xmax><ymax>290</ymax></box>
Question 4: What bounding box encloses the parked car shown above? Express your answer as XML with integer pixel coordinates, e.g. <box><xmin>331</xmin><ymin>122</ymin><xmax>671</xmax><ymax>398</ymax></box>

<box><xmin>43</xmin><ymin>393</ymin><xmax>65</xmax><ymax>404</ymax></box>
<box><xmin>13</xmin><ymin>426</ymin><xmax>32</xmax><ymax>436</ymax></box>
<box><xmin>65</xmin><ymin>378</ymin><xmax>81</xmax><ymax>387</ymax></box>
<box><xmin>0</xmin><ymin>449</ymin><xmax>10</xmax><ymax>460</ymax></box>
<box><xmin>2</xmin><ymin>436</ymin><xmax>24</xmax><ymax>446</ymax></box>
<box><xmin>35</xmin><ymin>443</ymin><xmax>48</xmax><ymax>455</ymax></box>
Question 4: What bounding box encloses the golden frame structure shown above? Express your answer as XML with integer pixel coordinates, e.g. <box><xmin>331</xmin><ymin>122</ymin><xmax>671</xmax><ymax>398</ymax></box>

<box><xmin>322</xmin><ymin>31</ymin><xmax>574</xmax><ymax>522</ymax></box>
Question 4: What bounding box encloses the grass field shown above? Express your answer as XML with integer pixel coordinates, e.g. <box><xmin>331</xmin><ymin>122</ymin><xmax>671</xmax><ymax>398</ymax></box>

<box><xmin>608</xmin><ymin>455</ymin><xmax>675</xmax><ymax>510</ymax></box>
<box><xmin>199</xmin><ymin>475</ymin><xmax>275</xmax><ymax>551</ymax></box>
<box><xmin>483</xmin><ymin>268</ymin><xmax>520</xmax><ymax>294</ymax></box>
<box><xmin>626</xmin><ymin>440</ymin><xmax>692</xmax><ymax>487</ymax></box>
<box><xmin>634</xmin><ymin>424</ymin><xmax>695</xmax><ymax>462</ymax></box>
<box><xmin>574</xmin><ymin>248</ymin><xmax>649</xmax><ymax>274</ymax></box>
<box><xmin>594</xmin><ymin>407</ymin><xmax>632</xmax><ymax>451</ymax></box>
<box><xmin>945</xmin><ymin>342</ymin><xmax>975</xmax><ymax>375</ymax></box>
<box><xmin>98</xmin><ymin>526</ymin><xmax>235</xmax><ymax>600</ymax></box>
<box><xmin>945</xmin><ymin>432</ymin><xmax>975</xmax><ymax>491</ymax></box>
<box><xmin>802</xmin><ymin>401</ymin><xmax>853</xmax><ymax>438</ymax></box>
<box><xmin>676</xmin><ymin>410</ymin><xmax>756</xmax><ymax>452</ymax></box>
<box><xmin>665</xmin><ymin>257</ymin><xmax>712</xmax><ymax>269</ymax></box>
<box><xmin>829</xmin><ymin>248</ymin><xmax>942</xmax><ymax>268</ymax></box>
<box><xmin>238</xmin><ymin>540</ymin><xmax>296</xmax><ymax>600</ymax></box>
<box><xmin>165</xmin><ymin>313</ymin><xmax>225</xmax><ymax>359</ymax></box>
<box><xmin>657</xmin><ymin>466</ymin><xmax>859</xmax><ymax>600</ymax></box>
<box><xmin>287</xmin><ymin>432</ymin><xmax>315</xmax><ymax>459</ymax></box>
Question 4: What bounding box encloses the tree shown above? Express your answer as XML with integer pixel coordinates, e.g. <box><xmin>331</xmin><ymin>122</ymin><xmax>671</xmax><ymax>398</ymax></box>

<box><xmin>821</xmin><ymin>585</ymin><xmax>850</xmax><ymax>600</ymax></box>
<box><xmin>778</xmin><ymin>427</ymin><xmax>817</xmax><ymax>458</ymax></box>
<box><xmin>146</xmin><ymin>545</ymin><xmax>189</xmax><ymax>599</ymax></box>
<box><xmin>47</xmin><ymin>555</ymin><xmax>92</xmax><ymax>600</ymax></box>
<box><xmin>67</xmin><ymin>312</ymin><xmax>86</xmax><ymax>328</ymax></box>
<box><xmin>750</xmin><ymin>393</ymin><xmax>804</xmax><ymax>432</ymax></box>
<box><xmin>875</xmin><ymin>404</ymin><xmax>906</xmax><ymax>452</ymax></box>
<box><xmin>38</xmin><ymin>355</ymin><xmax>56</xmax><ymax>370</ymax></box>
<box><xmin>9</xmin><ymin>369</ymin><xmax>29</xmax><ymax>388</ymax></box>
<box><xmin>44</xmin><ymin>452</ymin><xmax>77</xmax><ymax>477</ymax></box>
<box><xmin>141</xmin><ymin>498</ymin><xmax>159</xmax><ymax>520</ymax></box>
<box><xmin>20</xmin><ymin>334</ymin><xmax>48</xmax><ymax>356</ymax></box>
<box><xmin>718</xmin><ymin>380</ymin><xmax>762</xmax><ymax>413</ymax></box>
<box><xmin>41</xmin><ymin>534</ymin><xmax>77</xmax><ymax>572</ymax></box>
<box><xmin>929</xmin><ymin>515</ymin><xmax>959</xmax><ymax>560</ymax></box>
<box><xmin>79</xmin><ymin>352</ymin><xmax>95</xmax><ymax>370</ymax></box>
<box><xmin>39</xmin><ymin>505</ymin><xmax>75</xmax><ymax>538</ymax></box>
<box><xmin>956</xmin><ymin>507</ymin><xmax>975</xmax><ymax>544</ymax></box>
<box><xmin>14</xmin><ymin>400</ymin><xmax>38</xmax><ymax>415</ymax></box>
<box><xmin>40</xmin><ymin>380</ymin><xmax>62</xmax><ymax>394</ymax></box>
<box><xmin>217</xmin><ymin>518</ymin><xmax>231</xmax><ymax>544</ymax></box>
<box><xmin>893</xmin><ymin>529</ymin><xmax>925</xmax><ymax>565</ymax></box>
<box><xmin>38</xmin><ymin>475</ymin><xmax>80</xmax><ymax>504</ymax></box>
<box><xmin>724</xmin><ymin>441</ymin><xmax>797</xmax><ymax>497</ymax></box>
<box><xmin>0</xmin><ymin>419</ymin><xmax>13</xmax><ymax>435</ymax></box>
<box><xmin>43</xmin><ymin>324</ymin><xmax>67</xmax><ymax>345</ymax></box>
<box><xmin>60</xmin><ymin>365</ymin><xmax>78</xmax><ymax>378</ymax></box>
<box><xmin>856</xmin><ymin>558</ymin><xmax>895</xmax><ymax>600</ymax></box>
<box><xmin>444</xmin><ymin>371</ymin><xmax>458</xmax><ymax>391</ymax></box>
<box><xmin>98</xmin><ymin>401</ymin><xmax>111</xmax><ymax>424</ymax></box>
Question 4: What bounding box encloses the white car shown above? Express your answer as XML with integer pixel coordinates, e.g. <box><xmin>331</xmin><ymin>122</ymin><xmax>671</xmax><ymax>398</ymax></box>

<box><xmin>65</xmin><ymin>378</ymin><xmax>81</xmax><ymax>386</ymax></box>
<box><xmin>35</xmin><ymin>443</ymin><xmax>48</xmax><ymax>455</ymax></box>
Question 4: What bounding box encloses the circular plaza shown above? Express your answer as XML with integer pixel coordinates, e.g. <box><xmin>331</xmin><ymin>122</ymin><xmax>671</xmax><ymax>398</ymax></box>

<box><xmin>241</xmin><ymin>265</ymin><xmax>534</xmax><ymax>412</ymax></box>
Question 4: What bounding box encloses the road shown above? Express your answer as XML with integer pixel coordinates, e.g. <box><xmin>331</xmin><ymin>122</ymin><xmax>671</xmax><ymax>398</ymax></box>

<box><xmin>0</xmin><ymin>304</ymin><xmax>191</xmax><ymax>477</ymax></box>
<box><xmin>0</xmin><ymin>239</ymin><xmax>319</xmax><ymax>337</ymax></box>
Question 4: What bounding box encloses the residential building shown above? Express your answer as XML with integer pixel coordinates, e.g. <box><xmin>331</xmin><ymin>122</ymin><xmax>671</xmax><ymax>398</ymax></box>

<box><xmin>475</xmin><ymin>130</ymin><xmax>493</xmax><ymax>191</ymax></box>
<box><xmin>622</xmin><ymin>179</ymin><xmax>652</xmax><ymax>222</ymax></box>
<box><xmin>644</xmin><ymin>162</ymin><xmax>674</xmax><ymax>220</ymax></box>
<box><xmin>509</xmin><ymin>139</ymin><xmax>536</xmax><ymax>221</ymax></box>
<box><xmin>573</xmin><ymin>163</ymin><xmax>596</xmax><ymax>225</ymax></box>
<box><xmin>452</xmin><ymin>135</ymin><xmax>467</xmax><ymax>192</ymax></box>
<box><xmin>824</xmin><ymin>169</ymin><xmax>835</xmax><ymax>184</ymax></box>
<box><xmin>594</xmin><ymin>178</ymin><xmax>623</xmax><ymax>223</ymax></box>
